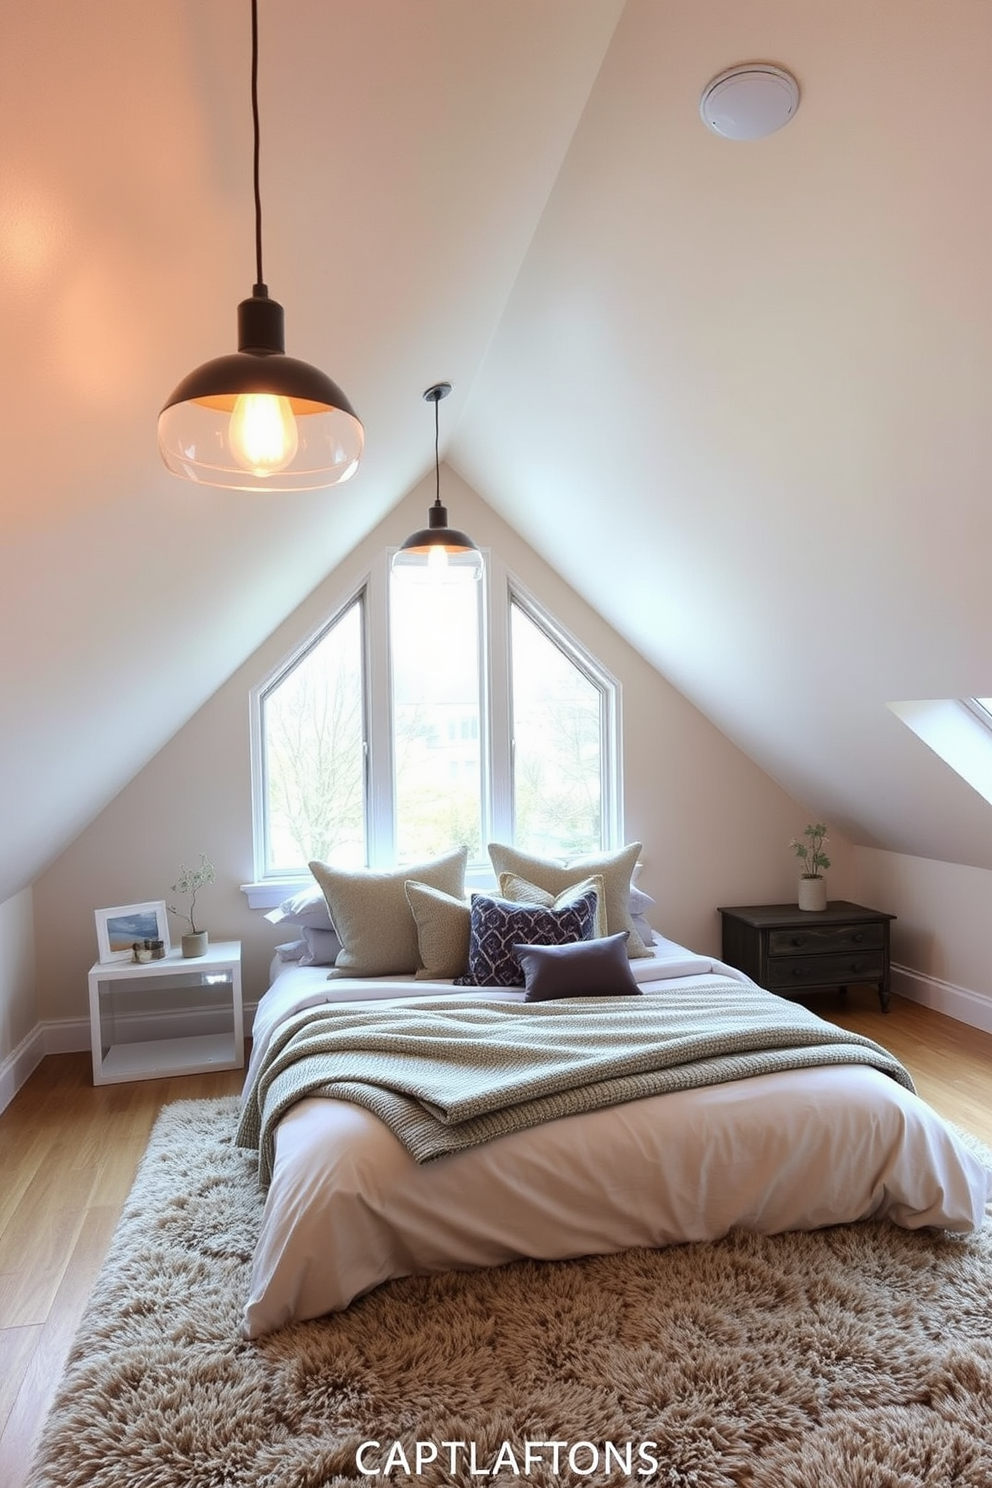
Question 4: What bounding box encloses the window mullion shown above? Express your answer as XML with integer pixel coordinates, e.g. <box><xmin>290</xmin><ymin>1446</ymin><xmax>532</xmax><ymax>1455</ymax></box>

<box><xmin>602</xmin><ymin>672</ymin><xmax>623</xmax><ymax>848</ymax></box>
<box><xmin>366</xmin><ymin>553</ymin><xmax>396</xmax><ymax>867</ymax></box>
<box><xmin>484</xmin><ymin>553</ymin><xmax>513</xmax><ymax>845</ymax></box>
<box><xmin>248</xmin><ymin>685</ymin><xmax>269</xmax><ymax>881</ymax></box>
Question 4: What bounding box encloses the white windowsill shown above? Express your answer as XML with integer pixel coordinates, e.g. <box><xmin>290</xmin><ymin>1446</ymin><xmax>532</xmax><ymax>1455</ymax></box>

<box><xmin>240</xmin><ymin>880</ymin><xmax>311</xmax><ymax>911</ymax></box>
<box><xmin>241</xmin><ymin>865</ymin><xmax>500</xmax><ymax>912</ymax></box>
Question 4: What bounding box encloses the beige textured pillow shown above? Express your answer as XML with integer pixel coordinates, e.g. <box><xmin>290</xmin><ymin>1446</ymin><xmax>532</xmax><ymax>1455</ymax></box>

<box><xmin>308</xmin><ymin>846</ymin><xmax>468</xmax><ymax>978</ymax></box>
<box><xmin>405</xmin><ymin>881</ymin><xmax>471</xmax><ymax>980</ymax></box>
<box><xmin>487</xmin><ymin>842</ymin><xmax>650</xmax><ymax>957</ymax></box>
<box><xmin>497</xmin><ymin>872</ymin><xmax>609</xmax><ymax>941</ymax></box>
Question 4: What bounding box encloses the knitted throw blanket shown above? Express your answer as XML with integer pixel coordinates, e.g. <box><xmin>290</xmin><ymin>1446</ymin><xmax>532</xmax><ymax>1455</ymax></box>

<box><xmin>237</xmin><ymin>978</ymin><xmax>915</xmax><ymax>1184</ymax></box>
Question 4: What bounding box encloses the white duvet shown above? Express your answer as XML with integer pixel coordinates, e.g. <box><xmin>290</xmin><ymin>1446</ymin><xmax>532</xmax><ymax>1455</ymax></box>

<box><xmin>241</xmin><ymin>941</ymin><xmax>992</xmax><ymax>1339</ymax></box>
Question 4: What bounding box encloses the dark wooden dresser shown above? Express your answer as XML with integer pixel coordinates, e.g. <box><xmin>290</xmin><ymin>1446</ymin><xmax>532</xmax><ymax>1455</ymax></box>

<box><xmin>717</xmin><ymin>901</ymin><xmax>895</xmax><ymax>1012</ymax></box>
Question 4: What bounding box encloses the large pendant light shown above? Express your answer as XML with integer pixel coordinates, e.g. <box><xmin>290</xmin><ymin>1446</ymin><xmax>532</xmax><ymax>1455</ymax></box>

<box><xmin>157</xmin><ymin>0</ymin><xmax>363</xmax><ymax>492</ymax></box>
<box><xmin>391</xmin><ymin>383</ymin><xmax>483</xmax><ymax>583</ymax></box>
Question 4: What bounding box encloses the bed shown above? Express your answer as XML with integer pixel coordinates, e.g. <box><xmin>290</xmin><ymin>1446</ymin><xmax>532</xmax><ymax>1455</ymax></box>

<box><xmin>238</xmin><ymin>923</ymin><xmax>992</xmax><ymax>1340</ymax></box>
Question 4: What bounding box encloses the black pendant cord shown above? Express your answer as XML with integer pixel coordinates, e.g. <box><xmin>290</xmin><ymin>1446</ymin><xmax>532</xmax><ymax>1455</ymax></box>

<box><xmin>250</xmin><ymin>0</ymin><xmax>266</xmax><ymax>296</ymax></box>
<box><xmin>432</xmin><ymin>393</ymin><xmax>442</xmax><ymax>509</ymax></box>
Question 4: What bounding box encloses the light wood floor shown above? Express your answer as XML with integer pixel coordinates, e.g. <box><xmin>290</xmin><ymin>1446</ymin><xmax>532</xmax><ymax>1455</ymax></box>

<box><xmin>1</xmin><ymin>990</ymin><xmax>990</xmax><ymax>1488</ymax></box>
<box><xmin>0</xmin><ymin>1057</ymin><xmax>246</xmax><ymax>1488</ymax></box>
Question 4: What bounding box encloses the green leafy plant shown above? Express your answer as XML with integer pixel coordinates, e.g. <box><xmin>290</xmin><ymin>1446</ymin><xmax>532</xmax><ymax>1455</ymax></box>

<box><xmin>789</xmin><ymin>823</ymin><xmax>830</xmax><ymax>879</ymax></box>
<box><xmin>167</xmin><ymin>854</ymin><xmax>216</xmax><ymax>934</ymax></box>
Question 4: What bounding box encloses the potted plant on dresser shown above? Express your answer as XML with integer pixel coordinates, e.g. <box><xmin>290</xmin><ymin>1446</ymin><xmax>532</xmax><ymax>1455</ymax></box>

<box><xmin>789</xmin><ymin>823</ymin><xmax>830</xmax><ymax>911</ymax></box>
<box><xmin>168</xmin><ymin>854</ymin><xmax>216</xmax><ymax>956</ymax></box>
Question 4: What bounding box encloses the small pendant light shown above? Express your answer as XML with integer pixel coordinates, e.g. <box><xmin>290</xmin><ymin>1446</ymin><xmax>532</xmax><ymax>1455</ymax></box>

<box><xmin>158</xmin><ymin>0</ymin><xmax>363</xmax><ymax>492</ymax></box>
<box><xmin>391</xmin><ymin>383</ymin><xmax>483</xmax><ymax>583</ymax></box>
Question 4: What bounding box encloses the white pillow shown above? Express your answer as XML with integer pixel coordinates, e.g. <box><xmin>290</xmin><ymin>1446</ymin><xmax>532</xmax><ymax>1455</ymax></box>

<box><xmin>264</xmin><ymin>885</ymin><xmax>335</xmax><ymax>932</ymax></box>
<box><xmin>298</xmin><ymin>926</ymin><xmax>344</xmax><ymax>967</ymax></box>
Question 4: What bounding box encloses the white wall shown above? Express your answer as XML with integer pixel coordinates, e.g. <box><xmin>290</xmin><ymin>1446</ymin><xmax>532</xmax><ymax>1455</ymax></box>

<box><xmin>29</xmin><ymin>475</ymin><xmax>847</xmax><ymax>1041</ymax></box>
<box><xmin>853</xmin><ymin>846</ymin><xmax>992</xmax><ymax>1032</ymax></box>
<box><xmin>0</xmin><ymin>888</ymin><xmax>39</xmax><ymax>1102</ymax></box>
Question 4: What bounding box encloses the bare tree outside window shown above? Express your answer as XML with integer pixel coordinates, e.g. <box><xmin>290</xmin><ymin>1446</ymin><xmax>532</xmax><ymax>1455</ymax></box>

<box><xmin>510</xmin><ymin>602</ymin><xmax>602</xmax><ymax>856</ymax></box>
<box><xmin>262</xmin><ymin>598</ymin><xmax>366</xmax><ymax>872</ymax></box>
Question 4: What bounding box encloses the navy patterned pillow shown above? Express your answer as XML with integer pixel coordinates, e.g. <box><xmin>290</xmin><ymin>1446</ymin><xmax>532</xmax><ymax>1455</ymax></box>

<box><xmin>453</xmin><ymin>889</ymin><xmax>599</xmax><ymax>988</ymax></box>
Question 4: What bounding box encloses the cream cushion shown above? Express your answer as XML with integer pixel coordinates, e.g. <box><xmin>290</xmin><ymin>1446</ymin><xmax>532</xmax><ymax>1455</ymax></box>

<box><xmin>497</xmin><ymin>872</ymin><xmax>609</xmax><ymax>941</ymax></box>
<box><xmin>405</xmin><ymin>882</ymin><xmax>472</xmax><ymax>980</ymax></box>
<box><xmin>487</xmin><ymin>842</ymin><xmax>650</xmax><ymax>957</ymax></box>
<box><xmin>308</xmin><ymin>846</ymin><xmax>468</xmax><ymax>978</ymax></box>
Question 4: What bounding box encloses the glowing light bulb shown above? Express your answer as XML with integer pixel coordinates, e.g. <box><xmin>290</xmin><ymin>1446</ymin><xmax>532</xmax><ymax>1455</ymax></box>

<box><xmin>427</xmin><ymin>543</ymin><xmax>450</xmax><ymax>576</ymax></box>
<box><xmin>229</xmin><ymin>393</ymin><xmax>299</xmax><ymax>476</ymax></box>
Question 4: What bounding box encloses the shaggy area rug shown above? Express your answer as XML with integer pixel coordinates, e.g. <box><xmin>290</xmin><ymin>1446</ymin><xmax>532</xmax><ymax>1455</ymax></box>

<box><xmin>28</xmin><ymin>1096</ymin><xmax>992</xmax><ymax>1488</ymax></box>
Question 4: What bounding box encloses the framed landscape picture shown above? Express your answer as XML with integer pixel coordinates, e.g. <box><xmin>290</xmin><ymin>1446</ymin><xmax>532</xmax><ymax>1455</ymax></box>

<box><xmin>94</xmin><ymin>901</ymin><xmax>170</xmax><ymax>963</ymax></box>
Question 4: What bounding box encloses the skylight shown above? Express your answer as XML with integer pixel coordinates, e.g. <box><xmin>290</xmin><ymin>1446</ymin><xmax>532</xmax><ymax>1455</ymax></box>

<box><xmin>965</xmin><ymin>698</ymin><xmax>992</xmax><ymax>728</ymax></box>
<box><xmin>887</xmin><ymin>697</ymin><xmax>992</xmax><ymax>806</ymax></box>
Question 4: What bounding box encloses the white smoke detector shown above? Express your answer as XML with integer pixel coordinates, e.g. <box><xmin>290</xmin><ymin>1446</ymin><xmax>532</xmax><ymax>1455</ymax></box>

<box><xmin>700</xmin><ymin>64</ymin><xmax>800</xmax><ymax>140</ymax></box>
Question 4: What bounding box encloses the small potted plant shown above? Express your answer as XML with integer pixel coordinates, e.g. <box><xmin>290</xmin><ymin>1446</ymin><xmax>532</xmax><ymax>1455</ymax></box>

<box><xmin>168</xmin><ymin>854</ymin><xmax>216</xmax><ymax>956</ymax></box>
<box><xmin>789</xmin><ymin>823</ymin><xmax>830</xmax><ymax>911</ymax></box>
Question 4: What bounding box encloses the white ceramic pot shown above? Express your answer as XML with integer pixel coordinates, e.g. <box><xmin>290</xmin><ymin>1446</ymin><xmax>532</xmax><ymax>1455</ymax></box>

<box><xmin>181</xmin><ymin>930</ymin><xmax>209</xmax><ymax>958</ymax></box>
<box><xmin>798</xmin><ymin>876</ymin><xmax>827</xmax><ymax>912</ymax></box>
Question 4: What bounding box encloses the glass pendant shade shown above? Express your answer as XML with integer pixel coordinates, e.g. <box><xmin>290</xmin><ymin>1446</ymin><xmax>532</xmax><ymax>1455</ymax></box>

<box><xmin>158</xmin><ymin>291</ymin><xmax>363</xmax><ymax>491</ymax></box>
<box><xmin>158</xmin><ymin>0</ymin><xmax>362</xmax><ymax>493</ymax></box>
<box><xmin>391</xmin><ymin>381</ymin><xmax>483</xmax><ymax>583</ymax></box>
<box><xmin>391</xmin><ymin>501</ymin><xmax>484</xmax><ymax>584</ymax></box>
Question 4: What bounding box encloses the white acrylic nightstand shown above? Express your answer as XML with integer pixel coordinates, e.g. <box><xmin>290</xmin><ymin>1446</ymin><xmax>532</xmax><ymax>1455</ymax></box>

<box><xmin>87</xmin><ymin>940</ymin><xmax>244</xmax><ymax>1085</ymax></box>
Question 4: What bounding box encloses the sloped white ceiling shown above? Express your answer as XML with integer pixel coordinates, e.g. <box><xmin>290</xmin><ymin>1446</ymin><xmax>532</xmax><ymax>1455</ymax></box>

<box><xmin>454</xmin><ymin>0</ymin><xmax>992</xmax><ymax>868</ymax></box>
<box><xmin>2</xmin><ymin>0</ymin><xmax>992</xmax><ymax>904</ymax></box>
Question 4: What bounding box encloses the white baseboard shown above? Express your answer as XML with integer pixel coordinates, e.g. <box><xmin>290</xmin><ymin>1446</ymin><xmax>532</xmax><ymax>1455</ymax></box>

<box><xmin>0</xmin><ymin>1003</ymin><xmax>258</xmax><ymax>1117</ymax></box>
<box><xmin>0</xmin><ymin>1026</ymin><xmax>49</xmax><ymax>1115</ymax></box>
<box><xmin>43</xmin><ymin>1017</ymin><xmax>93</xmax><ymax>1054</ymax></box>
<box><xmin>891</xmin><ymin>962</ymin><xmax>992</xmax><ymax>1036</ymax></box>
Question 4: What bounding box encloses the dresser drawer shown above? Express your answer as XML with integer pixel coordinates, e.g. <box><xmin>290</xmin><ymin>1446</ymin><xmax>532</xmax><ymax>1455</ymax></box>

<box><xmin>765</xmin><ymin>951</ymin><xmax>886</xmax><ymax>992</ymax></box>
<box><xmin>767</xmin><ymin>923</ymin><xmax>885</xmax><ymax>958</ymax></box>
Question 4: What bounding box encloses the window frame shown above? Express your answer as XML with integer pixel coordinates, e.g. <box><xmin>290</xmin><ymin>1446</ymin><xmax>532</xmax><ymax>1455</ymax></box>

<box><xmin>963</xmin><ymin>697</ymin><xmax>992</xmax><ymax>730</ymax></box>
<box><xmin>503</xmin><ymin>574</ymin><xmax>621</xmax><ymax>856</ymax></box>
<box><xmin>245</xmin><ymin>550</ymin><xmax>622</xmax><ymax>903</ymax></box>
<box><xmin>248</xmin><ymin>577</ymin><xmax>371</xmax><ymax>887</ymax></box>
